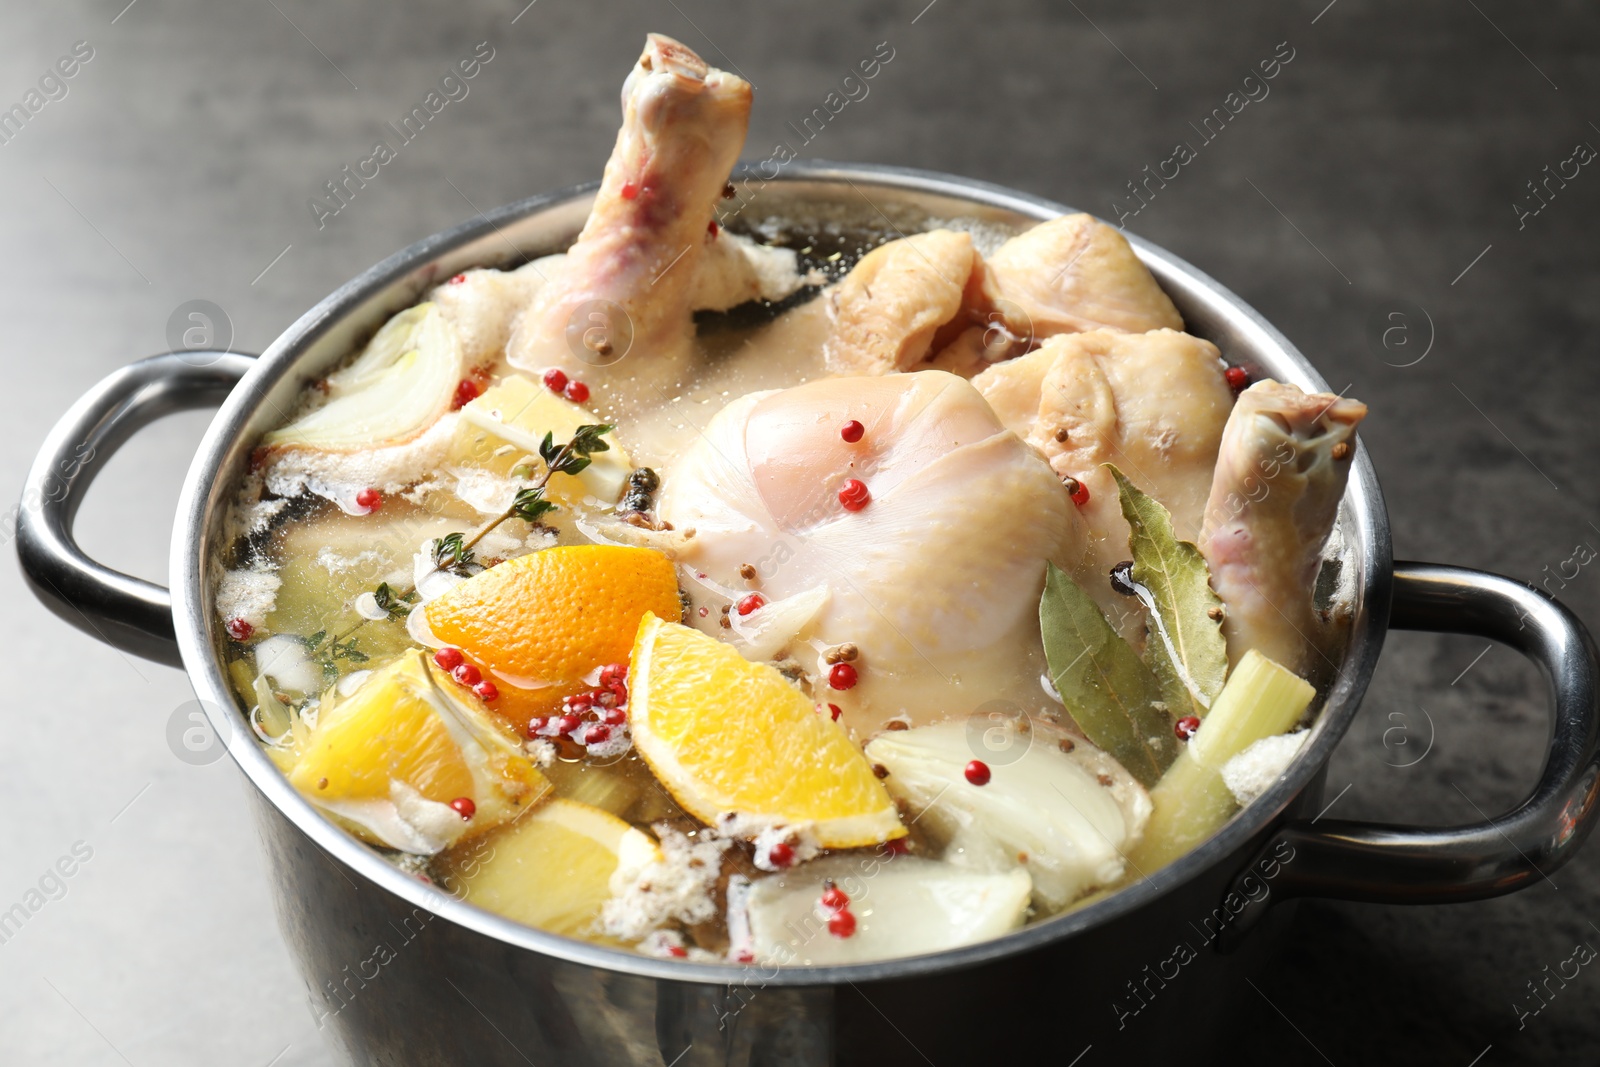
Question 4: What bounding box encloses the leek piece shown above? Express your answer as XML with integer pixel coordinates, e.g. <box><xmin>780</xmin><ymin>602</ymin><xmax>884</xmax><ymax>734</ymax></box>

<box><xmin>1127</xmin><ymin>650</ymin><xmax>1314</xmax><ymax>872</ymax></box>
<box><xmin>252</xmin><ymin>673</ymin><xmax>293</xmax><ymax>740</ymax></box>
<box><xmin>228</xmin><ymin>658</ymin><xmax>257</xmax><ymax>706</ymax></box>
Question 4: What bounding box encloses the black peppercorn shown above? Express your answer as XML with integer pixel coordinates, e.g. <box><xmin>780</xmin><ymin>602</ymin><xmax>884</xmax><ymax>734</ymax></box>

<box><xmin>1109</xmin><ymin>560</ymin><xmax>1138</xmax><ymax>596</ymax></box>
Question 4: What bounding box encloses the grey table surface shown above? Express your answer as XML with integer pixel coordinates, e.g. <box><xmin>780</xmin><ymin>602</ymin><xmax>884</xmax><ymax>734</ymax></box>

<box><xmin>2</xmin><ymin>1</ymin><xmax>1597</xmax><ymax>1064</ymax></box>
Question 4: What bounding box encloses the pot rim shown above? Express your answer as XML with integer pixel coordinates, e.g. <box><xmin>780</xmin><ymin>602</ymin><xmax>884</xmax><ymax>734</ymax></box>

<box><xmin>172</xmin><ymin>161</ymin><xmax>1392</xmax><ymax>986</ymax></box>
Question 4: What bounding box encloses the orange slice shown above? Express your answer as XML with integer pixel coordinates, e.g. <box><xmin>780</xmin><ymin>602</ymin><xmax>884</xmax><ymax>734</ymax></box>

<box><xmin>424</xmin><ymin>545</ymin><xmax>682</xmax><ymax>719</ymax></box>
<box><xmin>627</xmin><ymin>613</ymin><xmax>905</xmax><ymax>849</ymax></box>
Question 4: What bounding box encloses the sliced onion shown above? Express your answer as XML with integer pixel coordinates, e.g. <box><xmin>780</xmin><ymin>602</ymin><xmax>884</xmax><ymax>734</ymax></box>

<box><xmin>335</xmin><ymin>669</ymin><xmax>373</xmax><ymax>698</ymax></box>
<box><xmin>317</xmin><ymin>780</ymin><xmax>468</xmax><ymax>855</ymax></box>
<box><xmin>413</xmin><ymin>541</ymin><xmax>471</xmax><ymax>602</ymax></box>
<box><xmin>864</xmin><ymin>721</ymin><xmax>1150</xmax><ymax>912</ymax></box>
<box><xmin>744</xmin><ymin>855</ymin><xmax>1031</xmax><ymax>966</ymax></box>
<box><xmin>353</xmin><ymin>591</ymin><xmax>389</xmax><ymax>621</ymax></box>
<box><xmin>406</xmin><ymin>601</ymin><xmax>446</xmax><ymax>648</ymax></box>
<box><xmin>264</xmin><ymin>303</ymin><xmax>461</xmax><ymax>452</ymax></box>
<box><xmin>574</xmin><ymin>516</ymin><xmax>695</xmax><ymax>560</ymax></box>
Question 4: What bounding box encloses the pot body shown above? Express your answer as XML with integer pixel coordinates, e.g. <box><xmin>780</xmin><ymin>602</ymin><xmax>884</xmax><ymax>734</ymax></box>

<box><xmin>261</xmin><ymin>768</ymin><xmax>1321</xmax><ymax>1065</ymax></box>
<box><xmin>232</xmin><ymin>168</ymin><xmax>1356</xmax><ymax>1067</ymax></box>
<box><xmin>18</xmin><ymin>164</ymin><xmax>1600</xmax><ymax>1067</ymax></box>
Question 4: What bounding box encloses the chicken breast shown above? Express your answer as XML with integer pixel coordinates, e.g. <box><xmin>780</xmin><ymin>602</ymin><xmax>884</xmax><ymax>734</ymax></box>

<box><xmin>658</xmin><ymin>371</ymin><xmax>1084</xmax><ymax>680</ymax></box>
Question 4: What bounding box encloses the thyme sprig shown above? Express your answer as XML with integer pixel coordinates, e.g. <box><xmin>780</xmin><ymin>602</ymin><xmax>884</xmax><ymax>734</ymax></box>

<box><xmin>447</xmin><ymin>422</ymin><xmax>611</xmax><ymax>558</ymax></box>
<box><xmin>330</xmin><ymin>424</ymin><xmax>614</xmax><ymax>647</ymax></box>
<box><xmin>430</xmin><ymin>533</ymin><xmax>476</xmax><ymax>577</ymax></box>
<box><xmin>372</xmin><ymin>582</ymin><xmax>413</xmax><ymax>620</ymax></box>
<box><xmin>303</xmin><ymin>628</ymin><xmax>370</xmax><ymax>682</ymax></box>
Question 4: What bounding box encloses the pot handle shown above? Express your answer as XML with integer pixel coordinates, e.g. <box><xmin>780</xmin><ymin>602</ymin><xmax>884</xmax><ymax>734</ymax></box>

<box><xmin>1233</xmin><ymin>561</ymin><xmax>1600</xmax><ymax>917</ymax></box>
<box><xmin>16</xmin><ymin>352</ymin><xmax>256</xmax><ymax>668</ymax></box>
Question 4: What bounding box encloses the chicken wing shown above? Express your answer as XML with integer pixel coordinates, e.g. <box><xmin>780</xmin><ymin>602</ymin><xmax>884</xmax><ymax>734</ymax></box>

<box><xmin>821</xmin><ymin>230</ymin><xmax>982</xmax><ymax>375</ymax></box>
<box><xmin>1198</xmin><ymin>381</ymin><xmax>1366</xmax><ymax>674</ymax></box>
<box><xmin>975</xmin><ymin>213</ymin><xmax>1182</xmax><ymax>339</ymax></box>
<box><xmin>822</xmin><ymin>214</ymin><xmax>1181</xmax><ymax>379</ymax></box>
<box><xmin>972</xmin><ymin>328</ymin><xmax>1232</xmax><ymax>639</ymax></box>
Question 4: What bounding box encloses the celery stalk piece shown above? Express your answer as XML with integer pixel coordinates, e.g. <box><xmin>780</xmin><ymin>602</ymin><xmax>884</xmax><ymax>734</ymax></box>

<box><xmin>1189</xmin><ymin>650</ymin><xmax>1316</xmax><ymax>769</ymax></box>
<box><xmin>1127</xmin><ymin>750</ymin><xmax>1238</xmax><ymax>872</ymax></box>
<box><xmin>539</xmin><ymin>761</ymin><xmax>642</xmax><ymax>818</ymax></box>
<box><xmin>455</xmin><ymin>374</ymin><xmax>634</xmax><ymax>504</ymax></box>
<box><xmin>1127</xmin><ymin>650</ymin><xmax>1314</xmax><ymax>872</ymax></box>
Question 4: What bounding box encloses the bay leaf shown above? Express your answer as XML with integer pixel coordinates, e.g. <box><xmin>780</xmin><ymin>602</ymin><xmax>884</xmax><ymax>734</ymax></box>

<box><xmin>1040</xmin><ymin>562</ymin><xmax>1176</xmax><ymax>786</ymax></box>
<box><xmin>1107</xmin><ymin>465</ymin><xmax>1228</xmax><ymax>720</ymax></box>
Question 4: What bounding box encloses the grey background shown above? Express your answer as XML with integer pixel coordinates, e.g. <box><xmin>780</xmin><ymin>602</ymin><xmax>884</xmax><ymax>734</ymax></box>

<box><xmin>2</xmin><ymin>0</ymin><xmax>1596</xmax><ymax>1064</ymax></box>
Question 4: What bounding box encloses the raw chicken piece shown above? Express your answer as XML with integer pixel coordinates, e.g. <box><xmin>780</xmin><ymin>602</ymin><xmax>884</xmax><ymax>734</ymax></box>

<box><xmin>1198</xmin><ymin>381</ymin><xmax>1366</xmax><ymax>674</ymax></box>
<box><xmin>820</xmin><ymin>214</ymin><xmax>1180</xmax><ymax>379</ymax></box>
<box><xmin>972</xmin><ymin>329</ymin><xmax>1233</xmax><ymax>639</ymax></box>
<box><xmin>506</xmin><ymin>35</ymin><xmax>752</xmax><ymax>410</ymax></box>
<box><xmin>973</xmin><ymin>213</ymin><xmax>1182</xmax><ymax>339</ymax></box>
<box><xmin>822</xmin><ymin>230</ymin><xmax>981</xmax><ymax>375</ymax></box>
<box><xmin>922</xmin><ymin>322</ymin><xmax>1025</xmax><ymax>378</ymax></box>
<box><xmin>689</xmin><ymin>230</ymin><xmax>808</xmax><ymax>312</ymax></box>
<box><xmin>657</xmin><ymin>371</ymin><xmax>1083</xmax><ymax>676</ymax></box>
<box><xmin>432</xmin><ymin>235</ymin><xmax>805</xmax><ymax>373</ymax></box>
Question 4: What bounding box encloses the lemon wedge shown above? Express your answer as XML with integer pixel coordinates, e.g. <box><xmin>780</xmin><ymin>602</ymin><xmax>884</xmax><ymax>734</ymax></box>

<box><xmin>440</xmin><ymin>798</ymin><xmax>661</xmax><ymax>938</ymax></box>
<box><xmin>453</xmin><ymin>373</ymin><xmax>632</xmax><ymax>503</ymax></box>
<box><xmin>628</xmin><ymin>613</ymin><xmax>905</xmax><ymax>849</ymax></box>
<box><xmin>287</xmin><ymin>649</ymin><xmax>548</xmax><ymax>853</ymax></box>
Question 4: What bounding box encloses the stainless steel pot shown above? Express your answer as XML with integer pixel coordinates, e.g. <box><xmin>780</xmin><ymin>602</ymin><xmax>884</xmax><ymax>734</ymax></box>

<box><xmin>19</xmin><ymin>164</ymin><xmax>1600</xmax><ymax>1065</ymax></box>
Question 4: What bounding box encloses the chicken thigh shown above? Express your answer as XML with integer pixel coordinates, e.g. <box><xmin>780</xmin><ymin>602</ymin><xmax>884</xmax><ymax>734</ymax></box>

<box><xmin>972</xmin><ymin>328</ymin><xmax>1233</xmax><ymax>639</ymax></box>
<box><xmin>1199</xmin><ymin>381</ymin><xmax>1366</xmax><ymax>674</ymax></box>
